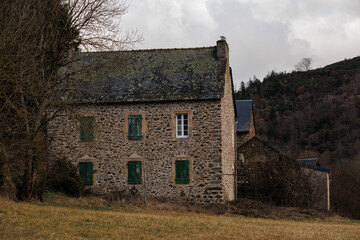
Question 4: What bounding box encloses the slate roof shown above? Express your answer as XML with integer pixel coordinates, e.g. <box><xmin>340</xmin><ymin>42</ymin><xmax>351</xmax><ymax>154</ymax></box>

<box><xmin>296</xmin><ymin>158</ymin><xmax>331</xmax><ymax>173</ymax></box>
<box><xmin>235</xmin><ymin>100</ymin><xmax>253</xmax><ymax>133</ymax></box>
<box><xmin>61</xmin><ymin>46</ymin><xmax>227</xmax><ymax>103</ymax></box>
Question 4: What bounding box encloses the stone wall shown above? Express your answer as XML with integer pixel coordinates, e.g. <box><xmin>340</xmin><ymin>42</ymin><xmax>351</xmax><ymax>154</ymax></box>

<box><xmin>302</xmin><ymin>168</ymin><xmax>330</xmax><ymax>211</ymax></box>
<box><xmin>48</xmin><ymin>100</ymin><xmax>227</xmax><ymax>203</ymax></box>
<box><xmin>219</xmin><ymin>40</ymin><xmax>236</xmax><ymax>201</ymax></box>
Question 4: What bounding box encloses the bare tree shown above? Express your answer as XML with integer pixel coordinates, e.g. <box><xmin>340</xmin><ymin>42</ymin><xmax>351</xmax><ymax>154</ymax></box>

<box><xmin>0</xmin><ymin>0</ymin><xmax>141</xmax><ymax>200</ymax></box>
<box><xmin>294</xmin><ymin>57</ymin><xmax>313</xmax><ymax>71</ymax></box>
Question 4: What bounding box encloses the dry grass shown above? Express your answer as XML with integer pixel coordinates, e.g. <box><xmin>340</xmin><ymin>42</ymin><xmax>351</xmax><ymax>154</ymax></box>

<box><xmin>0</xmin><ymin>193</ymin><xmax>359</xmax><ymax>240</ymax></box>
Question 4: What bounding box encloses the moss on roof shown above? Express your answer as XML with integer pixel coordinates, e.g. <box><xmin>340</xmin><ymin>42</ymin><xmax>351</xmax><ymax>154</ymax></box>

<box><xmin>63</xmin><ymin>46</ymin><xmax>226</xmax><ymax>103</ymax></box>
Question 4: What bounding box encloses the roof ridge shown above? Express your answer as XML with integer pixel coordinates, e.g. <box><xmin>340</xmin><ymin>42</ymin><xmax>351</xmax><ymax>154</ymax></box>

<box><xmin>80</xmin><ymin>46</ymin><xmax>216</xmax><ymax>54</ymax></box>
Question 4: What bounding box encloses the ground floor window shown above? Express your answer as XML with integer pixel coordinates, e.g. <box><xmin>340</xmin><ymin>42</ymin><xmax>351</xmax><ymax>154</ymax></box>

<box><xmin>128</xmin><ymin>161</ymin><xmax>142</xmax><ymax>184</ymax></box>
<box><xmin>175</xmin><ymin>160</ymin><xmax>190</xmax><ymax>184</ymax></box>
<box><xmin>79</xmin><ymin>162</ymin><xmax>93</xmax><ymax>185</ymax></box>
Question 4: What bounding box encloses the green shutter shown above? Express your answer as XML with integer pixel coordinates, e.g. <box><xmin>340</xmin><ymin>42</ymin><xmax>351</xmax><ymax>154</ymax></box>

<box><xmin>175</xmin><ymin>160</ymin><xmax>190</xmax><ymax>184</ymax></box>
<box><xmin>80</xmin><ymin>116</ymin><xmax>94</xmax><ymax>142</ymax></box>
<box><xmin>79</xmin><ymin>162</ymin><xmax>93</xmax><ymax>185</ymax></box>
<box><xmin>128</xmin><ymin>115</ymin><xmax>142</xmax><ymax>140</ymax></box>
<box><xmin>128</xmin><ymin>161</ymin><xmax>142</xmax><ymax>184</ymax></box>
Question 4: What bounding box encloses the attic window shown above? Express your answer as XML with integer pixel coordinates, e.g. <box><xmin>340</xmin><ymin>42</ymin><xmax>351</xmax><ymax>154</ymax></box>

<box><xmin>176</xmin><ymin>114</ymin><xmax>189</xmax><ymax>138</ymax></box>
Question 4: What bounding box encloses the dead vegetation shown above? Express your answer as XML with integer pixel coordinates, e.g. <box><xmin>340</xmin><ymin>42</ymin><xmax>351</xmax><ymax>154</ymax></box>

<box><xmin>2</xmin><ymin>195</ymin><xmax>359</xmax><ymax>240</ymax></box>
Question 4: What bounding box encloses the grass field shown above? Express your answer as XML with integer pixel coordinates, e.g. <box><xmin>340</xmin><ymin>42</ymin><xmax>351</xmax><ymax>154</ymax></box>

<box><xmin>0</xmin><ymin>193</ymin><xmax>359</xmax><ymax>240</ymax></box>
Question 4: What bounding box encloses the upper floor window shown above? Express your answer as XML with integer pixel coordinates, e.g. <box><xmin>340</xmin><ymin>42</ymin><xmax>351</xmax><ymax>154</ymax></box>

<box><xmin>176</xmin><ymin>114</ymin><xmax>188</xmax><ymax>138</ymax></box>
<box><xmin>80</xmin><ymin>116</ymin><xmax>94</xmax><ymax>142</ymax></box>
<box><xmin>128</xmin><ymin>115</ymin><xmax>142</xmax><ymax>140</ymax></box>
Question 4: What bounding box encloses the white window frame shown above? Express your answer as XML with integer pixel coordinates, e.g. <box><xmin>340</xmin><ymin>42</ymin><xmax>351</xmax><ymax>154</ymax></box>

<box><xmin>176</xmin><ymin>114</ymin><xmax>189</xmax><ymax>138</ymax></box>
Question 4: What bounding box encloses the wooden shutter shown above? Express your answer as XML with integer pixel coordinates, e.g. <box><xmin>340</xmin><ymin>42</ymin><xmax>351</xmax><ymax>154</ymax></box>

<box><xmin>175</xmin><ymin>160</ymin><xmax>190</xmax><ymax>184</ymax></box>
<box><xmin>135</xmin><ymin>115</ymin><xmax>142</xmax><ymax>140</ymax></box>
<box><xmin>128</xmin><ymin>161</ymin><xmax>142</xmax><ymax>184</ymax></box>
<box><xmin>128</xmin><ymin>115</ymin><xmax>142</xmax><ymax>140</ymax></box>
<box><xmin>80</xmin><ymin>116</ymin><xmax>94</xmax><ymax>142</ymax></box>
<box><xmin>79</xmin><ymin>162</ymin><xmax>93</xmax><ymax>185</ymax></box>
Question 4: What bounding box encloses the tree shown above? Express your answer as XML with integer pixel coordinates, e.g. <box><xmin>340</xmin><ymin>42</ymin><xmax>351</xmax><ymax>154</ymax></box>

<box><xmin>294</xmin><ymin>57</ymin><xmax>312</xmax><ymax>71</ymax></box>
<box><xmin>0</xmin><ymin>0</ymin><xmax>141</xmax><ymax>200</ymax></box>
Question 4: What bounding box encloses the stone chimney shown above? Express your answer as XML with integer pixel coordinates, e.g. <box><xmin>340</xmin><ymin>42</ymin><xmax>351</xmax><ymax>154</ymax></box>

<box><xmin>216</xmin><ymin>36</ymin><xmax>229</xmax><ymax>59</ymax></box>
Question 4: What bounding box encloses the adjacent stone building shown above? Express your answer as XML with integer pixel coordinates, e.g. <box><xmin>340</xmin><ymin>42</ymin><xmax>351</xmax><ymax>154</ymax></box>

<box><xmin>235</xmin><ymin>100</ymin><xmax>255</xmax><ymax>148</ymax></box>
<box><xmin>48</xmin><ymin>39</ymin><xmax>237</xmax><ymax>203</ymax></box>
<box><xmin>237</xmin><ymin>136</ymin><xmax>291</xmax><ymax>184</ymax></box>
<box><xmin>237</xmin><ymin>136</ymin><xmax>331</xmax><ymax>211</ymax></box>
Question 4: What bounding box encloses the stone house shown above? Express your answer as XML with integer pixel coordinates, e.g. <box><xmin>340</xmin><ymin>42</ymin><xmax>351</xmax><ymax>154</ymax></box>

<box><xmin>48</xmin><ymin>39</ymin><xmax>237</xmax><ymax>203</ymax></box>
<box><xmin>235</xmin><ymin>100</ymin><xmax>255</xmax><ymax>148</ymax></box>
<box><xmin>297</xmin><ymin>158</ymin><xmax>331</xmax><ymax>211</ymax></box>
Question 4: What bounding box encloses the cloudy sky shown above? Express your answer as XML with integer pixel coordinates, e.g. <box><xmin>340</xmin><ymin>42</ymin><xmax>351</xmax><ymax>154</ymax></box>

<box><xmin>121</xmin><ymin>0</ymin><xmax>360</xmax><ymax>87</ymax></box>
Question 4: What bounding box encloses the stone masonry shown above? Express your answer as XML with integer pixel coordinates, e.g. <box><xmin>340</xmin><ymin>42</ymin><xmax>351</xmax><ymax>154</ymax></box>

<box><xmin>49</xmin><ymin>100</ymin><xmax>226</xmax><ymax>203</ymax></box>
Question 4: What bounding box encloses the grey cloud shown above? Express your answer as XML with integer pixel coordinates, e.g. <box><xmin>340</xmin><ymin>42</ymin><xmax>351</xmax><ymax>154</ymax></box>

<box><xmin>121</xmin><ymin>0</ymin><xmax>359</xmax><ymax>87</ymax></box>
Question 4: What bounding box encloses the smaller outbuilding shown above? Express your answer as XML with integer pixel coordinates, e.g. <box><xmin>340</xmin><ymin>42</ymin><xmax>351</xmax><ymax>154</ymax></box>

<box><xmin>236</xmin><ymin>137</ymin><xmax>312</xmax><ymax>207</ymax></box>
<box><xmin>297</xmin><ymin>158</ymin><xmax>331</xmax><ymax>211</ymax></box>
<box><xmin>237</xmin><ymin>137</ymin><xmax>331</xmax><ymax>210</ymax></box>
<box><xmin>237</xmin><ymin>136</ymin><xmax>293</xmax><ymax>184</ymax></box>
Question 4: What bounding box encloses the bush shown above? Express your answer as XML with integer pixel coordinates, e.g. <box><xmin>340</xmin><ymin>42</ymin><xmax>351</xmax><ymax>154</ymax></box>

<box><xmin>107</xmin><ymin>186</ymin><xmax>140</xmax><ymax>202</ymax></box>
<box><xmin>47</xmin><ymin>158</ymin><xmax>85</xmax><ymax>197</ymax></box>
<box><xmin>238</xmin><ymin>156</ymin><xmax>314</xmax><ymax>208</ymax></box>
<box><xmin>331</xmin><ymin>160</ymin><xmax>360</xmax><ymax>219</ymax></box>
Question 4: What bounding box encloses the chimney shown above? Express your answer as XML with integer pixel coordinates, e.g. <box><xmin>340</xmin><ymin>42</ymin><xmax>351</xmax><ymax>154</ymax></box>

<box><xmin>216</xmin><ymin>36</ymin><xmax>228</xmax><ymax>59</ymax></box>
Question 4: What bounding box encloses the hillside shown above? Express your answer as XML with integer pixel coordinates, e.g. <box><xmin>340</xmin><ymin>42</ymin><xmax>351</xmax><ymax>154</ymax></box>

<box><xmin>235</xmin><ymin>56</ymin><xmax>360</xmax><ymax>218</ymax></box>
<box><xmin>236</xmin><ymin>56</ymin><xmax>360</xmax><ymax>164</ymax></box>
<box><xmin>1</xmin><ymin>194</ymin><xmax>359</xmax><ymax>239</ymax></box>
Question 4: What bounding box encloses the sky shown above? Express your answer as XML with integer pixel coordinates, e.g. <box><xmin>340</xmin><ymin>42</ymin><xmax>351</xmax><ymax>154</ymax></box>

<box><xmin>120</xmin><ymin>0</ymin><xmax>360</xmax><ymax>88</ymax></box>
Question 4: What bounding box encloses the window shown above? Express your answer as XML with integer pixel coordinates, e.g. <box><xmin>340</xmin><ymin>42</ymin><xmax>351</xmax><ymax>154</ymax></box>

<box><xmin>128</xmin><ymin>115</ymin><xmax>142</xmax><ymax>140</ymax></box>
<box><xmin>128</xmin><ymin>161</ymin><xmax>142</xmax><ymax>184</ymax></box>
<box><xmin>175</xmin><ymin>160</ymin><xmax>190</xmax><ymax>184</ymax></box>
<box><xmin>79</xmin><ymin>162</ymin><xmax>93</xmax><ymax>185</ymax></box>
<box><xmin>80</xmin><ymin>116</ymin><xmax>94</xmax><ymax>142</ymax></box>
<box><xmin>176</xmin><ymin>114</ymin><xmax>189</xmax><ymax>138</ymax></box>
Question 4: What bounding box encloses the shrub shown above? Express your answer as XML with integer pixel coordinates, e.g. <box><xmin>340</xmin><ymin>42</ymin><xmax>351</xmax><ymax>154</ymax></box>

<box><xmin>331</xmin><ymin>160</ymin><xmax>360</xmax><ymax>219</ymax></box>
<box><xmin>47</xmin><ymin>158</ymin><xmax>85</xmax><ymax>197</ymax></box>
<box><xmin>238</xmin><ymin>156</ymin><xmax>314</xmax><ymax>208</ymax></box>
<box><xmin>107</xmin><ymin>186</ymin><xmax>140</xmax><ymax>202</ymax></box>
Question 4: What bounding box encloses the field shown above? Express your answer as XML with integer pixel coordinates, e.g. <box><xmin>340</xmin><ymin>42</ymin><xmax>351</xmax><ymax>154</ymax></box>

<box><xmin>1</xmin><ymin>194</ymin><xmax>359</xmax><ymax>240</ymax></box>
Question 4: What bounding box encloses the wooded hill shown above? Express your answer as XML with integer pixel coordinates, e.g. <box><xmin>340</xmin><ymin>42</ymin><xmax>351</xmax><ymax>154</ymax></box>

<box><xmin>236</xmin><ymin>56</ymin><xmax>360</xmax><ymax>165</ymax></box>
<box><xmin>235</xmin><ymin>56</ymin><xmax>360</xmax><ymax>218</ymax></box>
